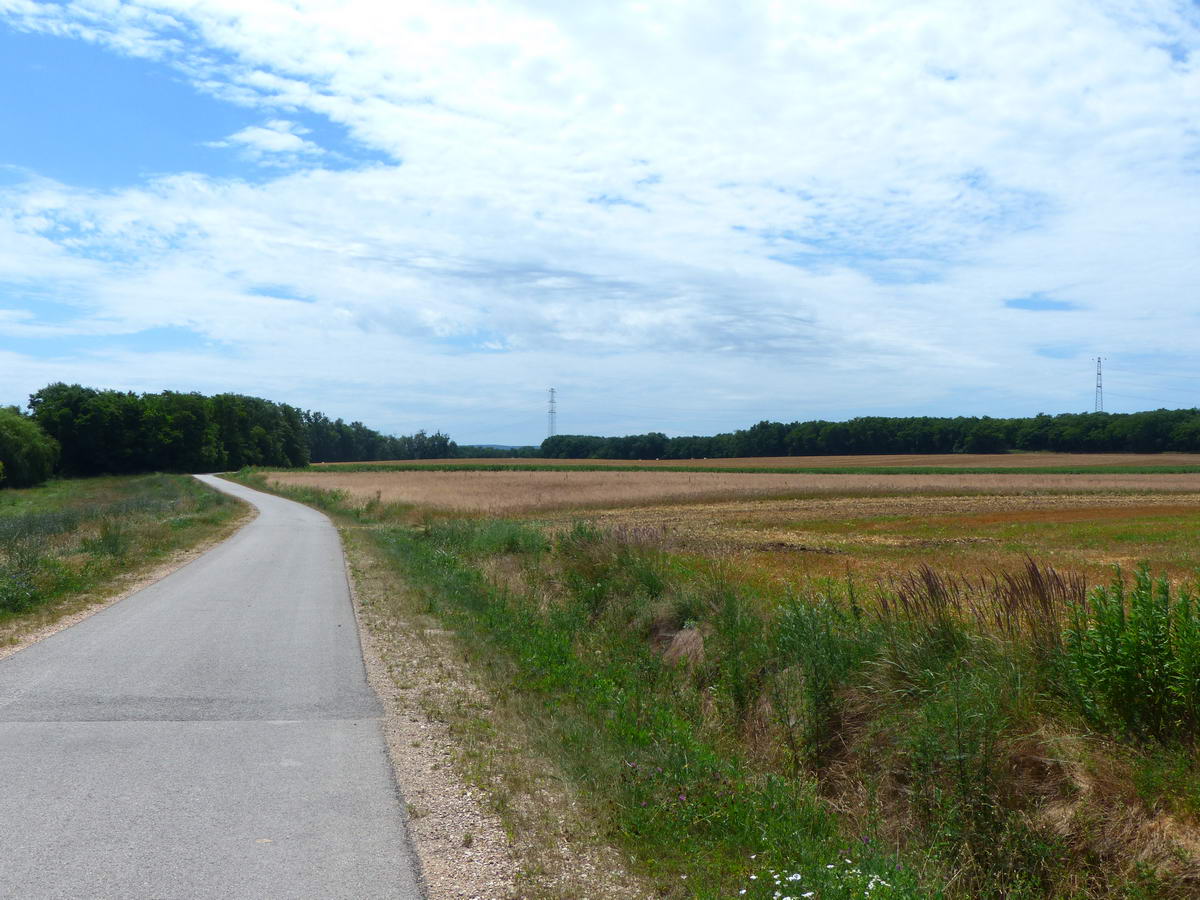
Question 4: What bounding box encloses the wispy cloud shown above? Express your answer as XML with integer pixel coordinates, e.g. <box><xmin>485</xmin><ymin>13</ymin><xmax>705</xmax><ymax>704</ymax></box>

<box><xmin>207</xmin><ymin>119</ymin><xmax>325</xmax><ymax>164</ymax></box>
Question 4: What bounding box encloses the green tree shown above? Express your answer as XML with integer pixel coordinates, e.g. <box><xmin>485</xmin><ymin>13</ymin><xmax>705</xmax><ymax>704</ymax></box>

<box><xmin>0</xmin><ymin>407</ymin><xmax>59</xmax><ymax>487</ymax></box>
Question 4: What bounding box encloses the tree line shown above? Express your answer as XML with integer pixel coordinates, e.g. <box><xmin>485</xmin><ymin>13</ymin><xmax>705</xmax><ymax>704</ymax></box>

<box><xmin>10</xmin><ymin>386</ymin><xmax>1200</xmax><ymax>489</ymax></box>
<box><xmin>540</xmin><ymin>409</ymin><xmax>1200</xmax><ymax>459</ymax></box>
<box><xmin>0</xmin><ymin>383</ymin><xmax>457</xmax><ymax>487</ymax></box>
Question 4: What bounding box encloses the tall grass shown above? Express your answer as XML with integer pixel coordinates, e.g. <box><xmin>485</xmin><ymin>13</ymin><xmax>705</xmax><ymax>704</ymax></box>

<box><xmin>0</xmin><ymin>474</ymin><xmax>235</xmax><ymax>617</ymax></box>
<box><xmin>417</xmin><ymin>523</ymin><xmax>1199</xmax><ymax>896</ymax></box>
<box><xmin>379</xmin><ymin>518</ymin><xmax>925</xmax><ymax>899</ymax></box>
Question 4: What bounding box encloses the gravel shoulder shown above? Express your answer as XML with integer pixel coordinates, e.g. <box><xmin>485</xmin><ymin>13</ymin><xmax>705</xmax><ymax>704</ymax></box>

<box><xmin>342</xmin><ymin>526</ymin><xmax>520</xmax><ymax>900</ymax></box>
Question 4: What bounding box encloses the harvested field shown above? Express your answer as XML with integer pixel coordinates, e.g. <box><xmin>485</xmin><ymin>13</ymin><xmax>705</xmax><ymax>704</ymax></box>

<box><xmin>266</xmin><ymin>466</ymin><xmax>1200</xmax><ymax>584</ymax></box>
<box><xmin>315</xmin><ymin>452</ymin><xmax>1200</xmax><ymax>469</ymax></box>
<box><xmin>268</xmin><ymin>468</ymin><xmax>1200</xmax><ymax>514</ymax></box>
<box><xmin>568</xmin><ymin>493</ymin><xmax>1200</xmax><ymax>583</ymax></box>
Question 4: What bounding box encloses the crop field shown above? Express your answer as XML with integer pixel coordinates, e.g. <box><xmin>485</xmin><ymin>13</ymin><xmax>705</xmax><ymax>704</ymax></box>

<box><xmin>315</xmin><ymin>451</ymin><xmax>1200</xmax><ymax>470</ymax></box>
<box><xmin>266</xmin><ymin>467</ymin><xmax>1200</xmax><ymax>584</ymax></box>
<box><xmin>267</xmin><ymin>466</ymin><xmax>1200</xmax><ymax>512</ymax></box>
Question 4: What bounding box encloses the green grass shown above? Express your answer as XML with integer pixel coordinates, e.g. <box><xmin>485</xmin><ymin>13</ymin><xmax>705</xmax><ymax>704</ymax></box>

<box><xmin>0</xmin><ymin>474</ymin><xmax>241</xmax><ymax>623</ymax></box>
<box><xmin>378</xmin><ymin>517</ymin><xmax>927</xmax><ymax>899</ymax></box>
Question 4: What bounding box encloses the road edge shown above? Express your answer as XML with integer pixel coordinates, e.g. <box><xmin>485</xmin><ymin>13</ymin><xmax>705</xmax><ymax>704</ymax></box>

<box><xmin>340</xmin><ymin>525</ymin><xmax>522</xmax><ymax>900</ymax></box>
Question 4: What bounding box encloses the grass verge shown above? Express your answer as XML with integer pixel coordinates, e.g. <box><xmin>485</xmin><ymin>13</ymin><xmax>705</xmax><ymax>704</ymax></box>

<box><xmin>0</xmin><ymin>474</ymin><xmax>246</xmax><ymax>648</ymax></box>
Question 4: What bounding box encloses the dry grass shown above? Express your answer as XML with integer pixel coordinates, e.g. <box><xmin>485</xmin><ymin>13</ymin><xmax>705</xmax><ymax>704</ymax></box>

<box><xmin>268</xmin><ymin>468</ymin><xmax>1200</xmax><ymax>515</ymax></box>
<box><xmin>267</xmin><ymin>466</ymin><xmax>1200</xmax><ymax>584</ymax></box>
<box><xmin>316</xmin><ymin>452</ymin><xmax>1200</xmax><ymax>469</ymax></box>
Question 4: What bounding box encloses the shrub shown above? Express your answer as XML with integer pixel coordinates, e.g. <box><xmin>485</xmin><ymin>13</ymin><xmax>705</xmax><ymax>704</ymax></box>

<box><xmin>0</xmin><ymin>408</ymin><xmax>59</xmax><ymax>488</ymax></box>
<box><xmin>1063</xmin><ymin>565</ymin><xmax>1200</xmax><ymax>743</ymax></box>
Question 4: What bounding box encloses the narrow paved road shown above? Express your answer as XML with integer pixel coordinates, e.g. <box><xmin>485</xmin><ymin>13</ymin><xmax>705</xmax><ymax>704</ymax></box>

<box><xmin>0</xmin><ymin>475</ymin><xmax>423</xmax><ymax>899</ymax></box>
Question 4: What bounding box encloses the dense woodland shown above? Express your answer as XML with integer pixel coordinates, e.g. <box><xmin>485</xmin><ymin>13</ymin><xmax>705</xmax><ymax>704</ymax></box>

<box><xmin>540</xmin><ymin>409</ymin><xmax>1200</xmax><ymax>459</ymax></box>
<box><xmin>0</xmin><ymin>383</ymin><xmax>455</xmax><ymax>487</ymax></box>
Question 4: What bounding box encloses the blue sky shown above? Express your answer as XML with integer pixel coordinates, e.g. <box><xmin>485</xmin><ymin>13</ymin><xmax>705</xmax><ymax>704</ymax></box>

<box><xmin>1</xmin><ymin>1</ymin><xmax>1199</xmax><ymax>445</ymax></box>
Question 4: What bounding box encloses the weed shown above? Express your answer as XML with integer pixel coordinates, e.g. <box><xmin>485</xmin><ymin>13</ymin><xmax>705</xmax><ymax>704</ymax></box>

<box><xmin>1064</xmin><ymin>565</ymin><xmax>1200</xmax><ymax>743</ymax></box>
<box><xmin>773</xmin><ymin>596</ymin><xmax>878</xmax><ymax>767</ymax></box>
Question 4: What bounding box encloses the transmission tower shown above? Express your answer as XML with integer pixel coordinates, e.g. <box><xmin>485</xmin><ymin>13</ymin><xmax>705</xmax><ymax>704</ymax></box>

<box><xmin>1094</xmin><ymin>357</ymin><xmax>1105</xmax><ymax>412</ymax></box>
<box><xmin>548</xmin><ymin>387</ymin><xmax>557</xmax><ymax>438</ymax></box>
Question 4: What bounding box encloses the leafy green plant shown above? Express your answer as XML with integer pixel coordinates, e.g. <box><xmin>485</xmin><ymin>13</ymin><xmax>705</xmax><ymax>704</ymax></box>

<box><xmin>1063</xmin><ymin>565</ymin><xmax>1200</xmax><ymax>743</ymax></box>
<box><xmin>772</xmin><ymin>595</ymin><xmax>879</xmax><ymax>767</ymax></box>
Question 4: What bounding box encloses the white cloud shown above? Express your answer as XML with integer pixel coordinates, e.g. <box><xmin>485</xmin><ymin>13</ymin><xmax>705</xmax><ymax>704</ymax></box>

<box><xmin>207</xmin><ymin>118</ymin><xmax>325</xmax><ymax>163</ymax></box>
<box><xmin>1</xmin><ymin>0</ymin><xmax>1199</xmax><ymax>441</ymax></box>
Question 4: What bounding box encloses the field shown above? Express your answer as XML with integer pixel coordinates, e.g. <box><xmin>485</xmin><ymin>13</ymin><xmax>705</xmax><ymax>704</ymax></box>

<box><xmin>268</xmin><ymin>467</ymin><xmax>1200</xmax><ymax>512</ymax></box>
<box><xmin>315</xmin><ymin>452</ymin><xmax>1200</xmax><ymax>469</ymax></box>
<box><xmin>266</xmin><ymin>466</ymin><xmax>1200</xmax><ymax>584</ymax></box>
<box><xmin>242</xmin><ymin>459</ymin><xmax>1200</xmax><ymax>899</ymax></box>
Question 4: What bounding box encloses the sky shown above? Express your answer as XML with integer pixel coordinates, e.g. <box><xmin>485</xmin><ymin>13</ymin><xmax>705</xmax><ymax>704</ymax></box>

<box><xmin>0</xmin><ymin>1</ymin><xmax>1198</xmax><ymax>445</ymax></box>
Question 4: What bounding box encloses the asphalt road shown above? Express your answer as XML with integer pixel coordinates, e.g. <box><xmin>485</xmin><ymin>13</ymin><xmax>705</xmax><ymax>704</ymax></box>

<box><xmin>0</xmin><ymin>475</ymin><xmax>423</xmax><ymax>899</ymax></box>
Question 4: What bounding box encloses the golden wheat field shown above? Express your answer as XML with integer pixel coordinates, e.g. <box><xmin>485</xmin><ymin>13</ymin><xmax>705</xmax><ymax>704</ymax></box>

<box><xmin>314</xmin><ymin>451</ymin><xmax>1200</xmax><ymax>469</ymax></box>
